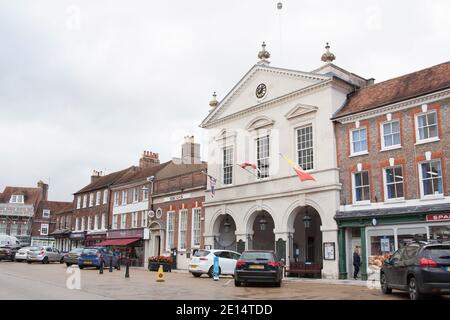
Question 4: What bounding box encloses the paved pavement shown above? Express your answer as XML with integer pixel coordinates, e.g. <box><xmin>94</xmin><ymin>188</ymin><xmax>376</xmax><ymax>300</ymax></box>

<box><xmin>0</xmin><ymin>261</ymin><xmax>412</xmax><ymax>300</ymax></box>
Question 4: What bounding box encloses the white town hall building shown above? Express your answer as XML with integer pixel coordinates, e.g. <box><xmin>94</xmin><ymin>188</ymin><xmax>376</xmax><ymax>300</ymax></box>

<box><xmin>200</xmin><ymin>43</ymin><xmax>372</xmax><ymax>278</ymax></box>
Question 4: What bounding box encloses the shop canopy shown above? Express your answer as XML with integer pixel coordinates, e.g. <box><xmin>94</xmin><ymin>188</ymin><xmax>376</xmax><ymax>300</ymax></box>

<box><xmin>96</xmin><ymin>238</ymin><xmax>140</xmax><ymax>246</ymax></box>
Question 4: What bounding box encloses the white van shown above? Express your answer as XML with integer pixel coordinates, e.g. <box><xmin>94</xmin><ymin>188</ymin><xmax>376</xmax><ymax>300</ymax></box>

<box><xmin>0</xmin><ymin>235</ymin><xmax>21</xmax><ymax>246</ymax></box>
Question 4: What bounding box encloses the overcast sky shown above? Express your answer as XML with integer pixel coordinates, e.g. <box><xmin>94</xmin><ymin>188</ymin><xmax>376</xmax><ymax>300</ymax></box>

<box><xmin>1</xmin><ymin>0</ymin><xmax>449</xmax><ymax>201</ymax></box>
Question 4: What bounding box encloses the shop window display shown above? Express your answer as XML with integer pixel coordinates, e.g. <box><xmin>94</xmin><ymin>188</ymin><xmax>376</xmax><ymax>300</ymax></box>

<box><xmin>430</xmin><ymin>225</ymin><xmax>450</xmax><ymax>240</ymax></box>
<box><xmin>368</xmin><ymin>229</ymin><xmax>395</xmax><ymax>271</ymax></box>
<box><xmin>397</xmin><ymin>227</ymin><xmax>427</xmax><ymax>248</ymax></box>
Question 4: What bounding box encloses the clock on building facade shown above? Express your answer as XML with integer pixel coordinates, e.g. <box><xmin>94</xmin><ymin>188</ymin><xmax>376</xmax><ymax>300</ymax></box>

<box><xmin>255</xmin><ymin>83</ymin><xmax>267</xmax><ymax>99</ymax></box>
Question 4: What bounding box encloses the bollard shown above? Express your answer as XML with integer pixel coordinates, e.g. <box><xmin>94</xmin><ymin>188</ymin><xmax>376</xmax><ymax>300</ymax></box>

<box><xmin>99</xmin><ymin>259</ymin><xmax>104</xmax><ymax>274</ymax></box>
<box><xmin>213</xmin><ymin>255</ymin><xmax>220</xmax><ymax>281</ymax></box>
<box><xmin>125</xmin><ymin>260</ymin><xmax>130</xmax><ymax>278</ymax></box>
<box><xmin>109</xmin><ymin>256</ymin><xmax>113</xmax><ymax>272</ymax></box>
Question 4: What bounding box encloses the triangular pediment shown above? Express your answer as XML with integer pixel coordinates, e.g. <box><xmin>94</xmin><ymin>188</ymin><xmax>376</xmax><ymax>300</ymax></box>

<box><xmin>285</xmin><ymin>104</ymin><xmax>318</xmax><ymax>120</ymax></box>
<box><xmin>200</xmin><ymin>64</ymin><xmax>330</xmax><ymax>128</ymax></box>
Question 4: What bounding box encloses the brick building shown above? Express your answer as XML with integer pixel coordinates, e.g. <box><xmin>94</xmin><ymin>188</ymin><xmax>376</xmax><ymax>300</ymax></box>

<box><xmin>31</xmin><ymin>199</ymin><xmax>72</xmax><ymax>247</ymax></box>
<box><xmin>51</xmin><ymin>203</ymin><xmax>75</xmax><ymax>252</ymax></box>
<box><xmin>333</xmin><ymin>61</ymin><xmax>450</xmax><ymax>280</ymax></box>
<box><xmin>150</xmin><ymin>137</ymin><xmax>207</xmax><ymax>270</ymax></box>
<box><xmin>103</xmin><ymin>152</ymin><xmax>168</xmax><ymax>267</ymax></box>
<box><xmin>71</xmin><ymin>168</ymin><xmax>134</xmax><ymax>248</ymax></box>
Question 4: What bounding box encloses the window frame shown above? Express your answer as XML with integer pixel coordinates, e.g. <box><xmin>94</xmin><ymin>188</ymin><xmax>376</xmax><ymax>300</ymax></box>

<box><xmin>113</xmin><ymin>192</ymin><xmax>119</xmax><ymax>206</ymax></box>
<box><xmin>132</xmin><ymin>188</ymin><xmax>139</xmax><ymax>203</ymax></box>
<box><xmin>350</xmin><ymin>127</ymin><xmax>368</xmax><ymax>156</ymax></box>
<box><xmin>42</xmin><ymin>209</ymin><xmax>51</xmax><ymax>218</ymax></box>
<box><xmin>418</xmin><ymin>159</ymin><xmax>444</xmax><ymax>199</ymax></box>
<box><xmin>96</xmin><ymin>191</ymin><xmax>101</xmax><ymax>206</ymax></box>
<box><xmin>191</xmin><ymin>207</ymin><xmax>202</xmax><ymax>248</ymax></box>
<box><xmin>89</xmin><ymin>193</ymin><xmax>94</xmax><ymax>207</ymax></box>
<box><xmin>352</xmin><ymin>170</ymin><xmax>371</xmax><ymax>205</ymax></box>
<box><xmin>131</xmin><ymin>212</ymin><xmax>138</xmax><ymax>228</ymax></box>
<box><xmin>141</xmin><ymin>210</ymin><xmax>148</xmax><ymax>227</ymax></box>
<box><xmin>121</xmin><ymin>190</ymin><xmax>127</xmax><ymax>205</ymax></box>
<box><xmin>296</xmin><ymin>124</ymin><xmax>314</xmax><ymax>171</ymax></box>
<box><xmin>120</xmin><ymin>213</ymin><xmax>127</xmax><ymax>229</ymax></box>
<box><xmin>256</xmin><ymin>135</ymin><xmax>270</xmax><ymax>179</ymax></box>
<box><xmin>383</xmin><ymin>166</ymin><xmax>405</xmax><ymax>202</ymax></box>
<box><xmin>166</xmin><ymin>211</ymin><xmax>175</xmax><ymax>251</ymax></box>
<box><xmin>82</xmin><ymin>195</ymin><xmax>87</xmax><ymax>208</ymax></box>
<box><xmin>103</xmin><ymin>190</ymin><xmax>108</xmax><ymax>205</ymax></box>
<box><xmin>77</xmin><ymin>196</ymin><xmax>81</xmax><ymax>209</ymax></box>
<box><xmin>40</xmin><ymin>223</ymin><xmax>49</xmax><ymax>236</ymax></box>
<box><xmin>381</xmin><ymin>120</ymin><xmax>401</xmax><ymax>151</ymax></box>
<box><xmin>112</xmin><ymin>215</ymin><xmax>118</xmax><ymax>230</ymax></box>
<box><xmin>178</xmin><ymin>209</ymin><xmax>188</xmax><ymax>251</ymax></box>
<box><xmin>222</xmin><ymin>146</ymin><xmax>234</xmax><ymax>185</ymax></box>
<box><xmin>415</xmin><ymin>111</ymin><xmax>439</xmax><ymax>144</ymax></box>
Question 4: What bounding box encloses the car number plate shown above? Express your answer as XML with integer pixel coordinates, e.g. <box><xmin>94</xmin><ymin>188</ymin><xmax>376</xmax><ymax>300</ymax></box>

<box><xmin>249</xmin><ymin>265</ymin><xmax>264</xmax><ymax>270</ymax></box>
<box><xmin>190</xmin><ymin>265</ymin><xmax>198</xmax><ymax>269</ymax></box>
<box><xmin>84</xmin><ymin>261</ymin><xmax>92</xmax><ymax>264</ymax></box>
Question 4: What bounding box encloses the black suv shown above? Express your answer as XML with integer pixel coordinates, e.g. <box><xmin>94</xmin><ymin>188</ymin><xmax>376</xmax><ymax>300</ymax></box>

<box><xmin>380</xmin><ymin>241</ymin><xmax>450</xmax><ymax>300</ymax></box>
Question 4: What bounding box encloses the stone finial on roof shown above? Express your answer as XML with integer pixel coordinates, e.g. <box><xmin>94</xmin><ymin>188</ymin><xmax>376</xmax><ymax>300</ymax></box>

<box><xmin>321</xmin><ymin>42</ymin><xmax>336</xmax><ymax>63</ymax></box>
<box><xmin>209</xmin><ymin>92</ymin><xmax>218</xmax><ymax>108</ymax></box>
<box><xmin>257</xmin><ymin>42</ymin><xmax>270</xmax><ymax>65</ymax></box>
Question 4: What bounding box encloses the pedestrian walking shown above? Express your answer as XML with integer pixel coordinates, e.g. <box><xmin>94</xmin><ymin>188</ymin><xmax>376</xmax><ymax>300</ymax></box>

<box><xmin>353</xmin><ymin>247</ymin><xmax>361</xmax><ymax>280</ymax></box>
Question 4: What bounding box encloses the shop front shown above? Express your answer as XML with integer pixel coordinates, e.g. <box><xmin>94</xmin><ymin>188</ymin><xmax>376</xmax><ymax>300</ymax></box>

<box><xmin>100</xmin><ymin>228</ymin><xmax>149</xmax><ymax>267</ymax></box>
<box><xmin>336</xmin><ymin>206</ymin><xmax>450</xmax><ymax>280</ymax></box>
<box><xmin>69</xmin><ymin>231</ymin><xmax>86</xmax><ymax>248</ymax></box>
<box><xmin>50</xmin><ymin>229</ymin><xmax>71</xmax><ymax>252</ymax></box>
<box><xmin>85</xmin><ymin>232</ymin><xmax>107</xmax><ymax>247</ymax></box>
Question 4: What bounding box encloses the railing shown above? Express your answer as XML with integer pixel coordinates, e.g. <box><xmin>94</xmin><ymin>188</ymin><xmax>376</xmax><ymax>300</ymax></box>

<box><xmin>0</xmin><ymin>204</ymin><xmax>34</xmax><ymax>217</ymax></box>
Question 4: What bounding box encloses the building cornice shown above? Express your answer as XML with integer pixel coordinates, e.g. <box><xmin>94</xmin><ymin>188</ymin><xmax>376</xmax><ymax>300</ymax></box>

<box><xmin>334</xmin><ymin>88</ymin><xmax>450</xmax><ymax>124</ymax></box>
<box><xmin>201</xmin><ymin>79</ymin><xmax>340</xmax><ymax>129</ymax></box>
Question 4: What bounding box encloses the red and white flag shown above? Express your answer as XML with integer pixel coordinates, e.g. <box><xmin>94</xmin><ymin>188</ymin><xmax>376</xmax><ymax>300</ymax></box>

<box><xmin>279</xmin><ymin>153</ymin><xmax>316</xmax><ymax>182</ymax></box>
<box><xmin>238</xmin><ymin>163</ymin><xmax>262</xmax><ymax>178</ymax></box>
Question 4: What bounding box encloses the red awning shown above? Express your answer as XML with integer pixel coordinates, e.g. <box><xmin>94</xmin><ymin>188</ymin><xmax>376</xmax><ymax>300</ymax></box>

<box><xmin>96</xmin><ymin>238</ymin><xmax>140</xmax><ymax>246</ymax></box>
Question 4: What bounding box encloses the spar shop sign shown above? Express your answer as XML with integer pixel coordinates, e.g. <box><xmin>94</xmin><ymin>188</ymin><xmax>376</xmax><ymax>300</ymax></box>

<box><xmin>426</xmin><ymin>214</ymin><xmax>450</xmax><ymax>222</ymax></box>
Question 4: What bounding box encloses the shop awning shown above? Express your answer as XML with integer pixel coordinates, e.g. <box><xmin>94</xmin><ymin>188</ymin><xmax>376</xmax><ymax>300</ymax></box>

<box><xmin>96</xmin><ymin>238</ymin><xmax>140</xmax><ymax>246</ymax></box>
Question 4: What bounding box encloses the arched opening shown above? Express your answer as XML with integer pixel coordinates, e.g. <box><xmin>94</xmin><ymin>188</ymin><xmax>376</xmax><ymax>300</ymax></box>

<box><xmin>288</xmin><ymin>206</ymin><xmax>322</xmax><ymax>277</ymax></box>
<box><xmin>213</xmin><ymin>214</ymin><xmax>237</xmax><ymax>251</ymax></box>
<box><xmin>249</xmin><ymin>210</ymin><xmax>275</xmax><ymax>251</ymax></box>
<box><xmin>149</xmin><ymin>221</ymin><xmax>163</xmax><ymax>257</ymax></box>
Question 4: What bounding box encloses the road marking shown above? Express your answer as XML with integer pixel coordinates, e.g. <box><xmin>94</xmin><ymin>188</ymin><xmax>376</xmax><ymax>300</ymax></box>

<box><xmin>223</xmin><ymin>279</ymin><xmax>232</xmax><ymax>287</ymax></box>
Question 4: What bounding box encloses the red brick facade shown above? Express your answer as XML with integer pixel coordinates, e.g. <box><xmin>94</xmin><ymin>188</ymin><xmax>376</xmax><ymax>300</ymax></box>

<box><xmin>335</xmin><ymin>98</ymin><xmax>450</xmax><ymax>205</ymax></box>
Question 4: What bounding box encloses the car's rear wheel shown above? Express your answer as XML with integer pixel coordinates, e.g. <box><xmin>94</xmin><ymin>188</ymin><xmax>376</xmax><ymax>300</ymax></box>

<box><xmin>66</xmin><ymin>263</ymin><xmax>72</xmax><ymax>267</ymax></box>
<box><xmin>60</xmin><ymin>258</ymin><xmax>64</xmax><ymax>264</ymax></box>
<box><xmin>192</xmin><ymin>273</ymin><xmax>202</xmax><ymax>278</ymax></box>
<box><xmin>274</xmin><ymin>280</ymin><xmax>282</xmax><ymax>288</ymax></box>
<box><xmin>79</xmin><ymin>265</ymin><xmax>84</xmax><ymax>270</ymax></box>
<box><xmin>380</xmin><ymin>273</ymin><xmax>392</xmax><ymax>294</ymax></box>
<box><xmin>27</xmin><ymin>260</ymin><xmax>31</xmax><ymax>264</ymax></box>
<box><xmin>42</xmin><ymin>257</ymin><xmax>49</xmax><ymax>264</ymax></box>
<box><xmin>408</xmin><ymin>277</ymin><xmax>423</xmax><ymax>300</ymax></box>
<box><xmin>234</xmin><ymin>280</ymin><xmax>241</xmax><ymax>287</ymax></box>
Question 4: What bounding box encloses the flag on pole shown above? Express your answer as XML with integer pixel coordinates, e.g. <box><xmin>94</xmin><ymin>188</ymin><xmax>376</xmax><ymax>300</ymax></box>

<box><xmin>201</xmin><ymin>170</ymin><xmax>217</xmax><ymax>197</ymax></box>
<box><xmin>238</xmin><ymin>163</ymin><xmax>261</xmax><ymax>178</ymax></box>
<box><xmin>279</xmin><ymin>153</ymin><xmax>316</xmax><ymax>182</ymax></box>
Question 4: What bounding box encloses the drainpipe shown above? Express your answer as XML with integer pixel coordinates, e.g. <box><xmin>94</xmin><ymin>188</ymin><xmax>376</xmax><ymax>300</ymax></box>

<box><xmin>338</xmin><ymin>227</ymin><xmax>347</xmax><ymax>279</ymax></box>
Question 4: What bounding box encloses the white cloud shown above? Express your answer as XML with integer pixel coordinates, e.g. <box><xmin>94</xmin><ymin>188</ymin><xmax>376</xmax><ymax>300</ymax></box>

<box><xmin>1</xmin><ymin>0</ymin><xmax>449</xmax><ymax>200</ymax></box>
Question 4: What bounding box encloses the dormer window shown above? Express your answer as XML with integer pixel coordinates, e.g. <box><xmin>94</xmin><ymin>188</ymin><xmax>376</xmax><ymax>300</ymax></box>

<box><xmin>42</xmin><ymin>209</ymin><xmax>51</xmax><ymax>218</ymax></box>
<box><xmin>10</xmin><ymin>195</ymin><xmax>24</xmax><ymax>204</ymax></box>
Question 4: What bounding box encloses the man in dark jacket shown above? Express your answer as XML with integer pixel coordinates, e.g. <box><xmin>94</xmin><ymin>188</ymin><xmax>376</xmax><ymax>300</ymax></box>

<box><xmin>353</xmin><ymin>247</ymin><xmax>361</xmax><ymax>280</ymax></box>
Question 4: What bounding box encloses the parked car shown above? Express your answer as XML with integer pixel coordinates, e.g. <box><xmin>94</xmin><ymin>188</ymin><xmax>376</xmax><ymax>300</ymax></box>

<box><xmin>189</xmin><ymin>249</ymin><xmax>241</xmax><ymax>278</ymax></box>
<box><xmin>27</xmin><ymin>246</ymin><xmax>64</xmax><ymax>264</ymax></box>
<box><xmin>64</xmin><ymin>248</ymin><xmax>84</xmax><ymax>267</ymax></box>
<box><xmin>234</xmin><ymin>250</ymin><xmax>284</xmax><ymax>287</ymax></box>
<box><xmin>78</xmin><ymin>247</ymin><xmax>121</xmax><ymax>270</ymax></box>
<box><xmin>380</xmin><ymin>240</ymin><xmax>450</xmax><ymax>300</ymax></box>
<box><xmin>0</xmin><ymin>235</ymin><xmax>21</xmax><ymax>246</ymax></box>
<box><xmin>14</xmin><ymin>246</ymin><xmax>33</xmax><ymax>262</ymax></box>
<box><xmin>0</xmin><ymin>245</ymin><xmax>21</xmax><ymax>261</ymax></box>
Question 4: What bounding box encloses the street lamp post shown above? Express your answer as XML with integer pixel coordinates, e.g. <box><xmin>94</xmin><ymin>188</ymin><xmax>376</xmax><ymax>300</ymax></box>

<box><xmin>303</xmin><ymin>208</ymin><xmax>312</xmax><ymax>263</ymax></box>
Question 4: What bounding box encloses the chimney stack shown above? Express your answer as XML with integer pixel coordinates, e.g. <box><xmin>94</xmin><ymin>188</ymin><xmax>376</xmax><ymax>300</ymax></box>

<box><xmin>182</xmin><ymin>135</ymin><xmax>201</xmax><ymax>164</ymax></box>
<box><xmin>37</xmin><ymin>180</ymin><xmax>49</xmax><ymax>201</ymax></box>
<box><xmin>139</xmin><ymin>151</ymin><xmax>160</xmax><ymax>168</ymax></box>
<box><xmin>91</xmin><ymin>170</ymin><xmax>103</xmax><ymax>183</ymax></box>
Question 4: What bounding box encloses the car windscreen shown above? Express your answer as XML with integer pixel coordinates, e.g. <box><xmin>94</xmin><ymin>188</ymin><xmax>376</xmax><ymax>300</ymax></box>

<box><xmin>82</xmin><ymin>249</ymin><xmax>99</xmax><ymax>255</ymax></box>
<box><xmin>70</xmin><ymin>248</ymin><xmax>84</xmax><ymax>253</ymax></box>
<box><xmin>423</xmin><ymin>246</ymin><xmax>450</xmax><ymax>259</ymax></box>
<box><xmin>193</xmin><ymin>250</ymin><xmax>210</xmax><ymax>257</ymax></box>
<box><xmin>240</xmin><ymin>252</ymin><xmax>274</xmax><ymax>261</ymax></box>
<box><xmin>29</xmin><ymin>247</ymin><xmax>43</xmax><ymax>251</ymax></box>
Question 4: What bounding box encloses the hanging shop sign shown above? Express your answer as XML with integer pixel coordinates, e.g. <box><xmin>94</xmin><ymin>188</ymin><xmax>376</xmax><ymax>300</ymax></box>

<box><xmin>426</xmin><ymin>214</ymin><xmax>450</xmax><ymax>222</ymax></box>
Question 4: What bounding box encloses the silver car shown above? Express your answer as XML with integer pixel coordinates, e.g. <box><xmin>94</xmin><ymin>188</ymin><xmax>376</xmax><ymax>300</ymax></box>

<box><xmin>14</xmin><ymin>246</ymin><xmax>32</xmax><ymax>262</ymax></box>
<box><xmin>27</xmin><ymin>246</ymin><xmax>64</xmax><ymax>264</ymax></box>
